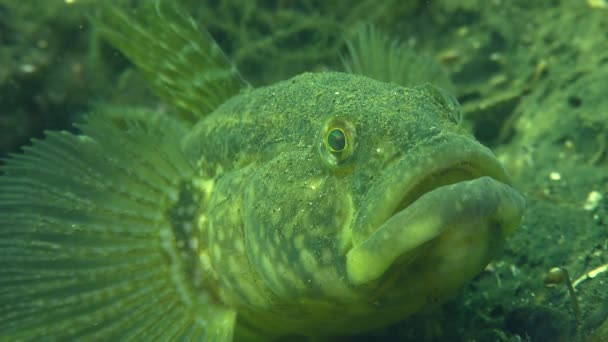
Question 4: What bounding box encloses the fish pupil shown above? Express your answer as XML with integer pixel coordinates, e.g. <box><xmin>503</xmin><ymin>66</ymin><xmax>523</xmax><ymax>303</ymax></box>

<box><xmin>327</xmin><ymin>128</ymin><xmax>346</xmax><ymax>152</ymax></box>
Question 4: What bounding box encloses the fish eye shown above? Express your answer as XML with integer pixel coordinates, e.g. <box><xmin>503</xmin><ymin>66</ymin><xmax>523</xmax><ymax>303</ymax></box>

<box><xmin>326</xmin><ymin>128</ymin><xmax>346</xmax><ymax>152</ymax></box>
<box><xmin>320</xmin><ymin>119</ymin><xmax>355</xmax><ymax>167</ymax></box>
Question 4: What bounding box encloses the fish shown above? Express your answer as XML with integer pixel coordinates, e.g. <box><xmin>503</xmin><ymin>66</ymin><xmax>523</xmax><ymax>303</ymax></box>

<box><xmin>0</xmin><ymin>1</ymin><xmax>525</xmax><ymax>340</ymax></box>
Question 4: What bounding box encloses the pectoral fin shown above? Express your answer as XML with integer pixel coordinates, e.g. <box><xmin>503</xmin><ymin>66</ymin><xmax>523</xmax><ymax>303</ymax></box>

<box><xmin>0</xmin><ymin>110</ymin><xmax>234</xmax><ymax>340</ymax></box>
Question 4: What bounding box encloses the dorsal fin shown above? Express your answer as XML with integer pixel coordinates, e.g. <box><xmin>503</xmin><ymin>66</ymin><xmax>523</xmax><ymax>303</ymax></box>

<box><xmin>96</xmin><ymin>1</ymin><xmax>249</xmax><ymax>123</ymax></box>
<box><xmin>341</xmin><ymin>23</ymin><xmax>454</xmax><ymax>92</ymax></box>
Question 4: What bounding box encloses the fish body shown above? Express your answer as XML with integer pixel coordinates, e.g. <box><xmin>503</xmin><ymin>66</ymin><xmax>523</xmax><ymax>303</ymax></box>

<box><xmin>0</xmin><ymin>2</ymin><xmax>525</xmax><ymax>340</ymax></box>
<box><xmin>196</xmin><ymin>72</ymin><xmax>523</xmax><ymax>339</ymax></box>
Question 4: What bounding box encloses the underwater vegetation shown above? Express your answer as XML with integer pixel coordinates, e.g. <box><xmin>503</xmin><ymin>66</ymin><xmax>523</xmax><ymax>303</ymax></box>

<box><xmin>0</xmin><ymin>0</ymin><xmax>607</xmax><ymax>341</ymax></box>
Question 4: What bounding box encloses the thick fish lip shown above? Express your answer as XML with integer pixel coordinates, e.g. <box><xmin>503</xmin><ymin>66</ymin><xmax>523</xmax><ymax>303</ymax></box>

<box><xmin>346</xmin><ymin>133</ymin><xmax>525</xmax><ymax>285</ymax></box>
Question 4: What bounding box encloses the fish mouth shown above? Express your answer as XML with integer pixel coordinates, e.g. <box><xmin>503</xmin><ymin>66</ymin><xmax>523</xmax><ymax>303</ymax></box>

<box><xmin>389</xmin><ymin>161</ymin><xmax>484</xmax><ymax>219</ymax></box>
<box><xmin>346</xmin><ymin>134</ymin><xmax>525</xmax><ymax>285</ymax></box>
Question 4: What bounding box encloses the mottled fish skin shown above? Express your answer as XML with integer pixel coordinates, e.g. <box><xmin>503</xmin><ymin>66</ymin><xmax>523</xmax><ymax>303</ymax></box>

<box><xmin>180</xmin><ymin>71</ymin><xmax>524</xmax><ymax>339</ymax></box>
<box><xmin>0</xmin><ymin>1</ymin><xmax>525</xmax><ymax>341</ymax></box>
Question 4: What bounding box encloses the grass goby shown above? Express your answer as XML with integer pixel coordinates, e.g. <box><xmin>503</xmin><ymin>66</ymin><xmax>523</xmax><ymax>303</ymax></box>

<box><xmin>0</xmin><ymin>1</ymin><xmax>525</xmax><ymax>340</ymax></box>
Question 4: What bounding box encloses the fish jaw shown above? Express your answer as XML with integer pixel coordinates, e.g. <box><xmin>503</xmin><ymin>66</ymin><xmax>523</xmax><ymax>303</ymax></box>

<box><xmin>346</xmin><ymin>133</ymin><xmax>525</xmax><ymax>286</ymax></box>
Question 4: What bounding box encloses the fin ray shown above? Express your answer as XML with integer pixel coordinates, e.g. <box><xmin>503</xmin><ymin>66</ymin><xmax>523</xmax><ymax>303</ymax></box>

<box><xmin>96</xmin><ymin>1</ymin><xmax>249</xmax><ymax>123</ymax></box>
<box><xmin>342</xmin><ymin>23</ymin><xmax>454</xmax><ymax>91</ymax></box>
<box><xmin>0</xmin><ymin>110</ymin><xmax>235</xmax><ymax>340</ymax></box>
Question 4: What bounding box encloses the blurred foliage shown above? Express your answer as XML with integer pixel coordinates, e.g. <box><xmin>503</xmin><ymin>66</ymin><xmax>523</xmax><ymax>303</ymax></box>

<box><xmin>179</xmin><ymin>0</ymin><xmax>421</xmax><ymax>85</ymax></box>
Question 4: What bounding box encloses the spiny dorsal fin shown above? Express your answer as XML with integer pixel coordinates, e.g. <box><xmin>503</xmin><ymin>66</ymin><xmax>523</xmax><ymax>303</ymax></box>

<box><xmin>95</xmin><ymin>1</ymin><xmax>249</xmax><ymax>123</ymax></box>
<box><xmin>0</xmin><ymin>109</ymin><xmax>235</xmax><ymax>341</ymax></box>
<box><xmin>341</xmin><ymin>23</ymin><xmax>454</xmax><ymax>92</ymax></box>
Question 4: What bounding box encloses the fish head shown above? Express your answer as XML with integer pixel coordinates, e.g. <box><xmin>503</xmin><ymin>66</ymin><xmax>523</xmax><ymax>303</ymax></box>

<box><xmin>232</xmin><ymin>71</ymin><xmax>524</xmax><ymax>320</ymax></box>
